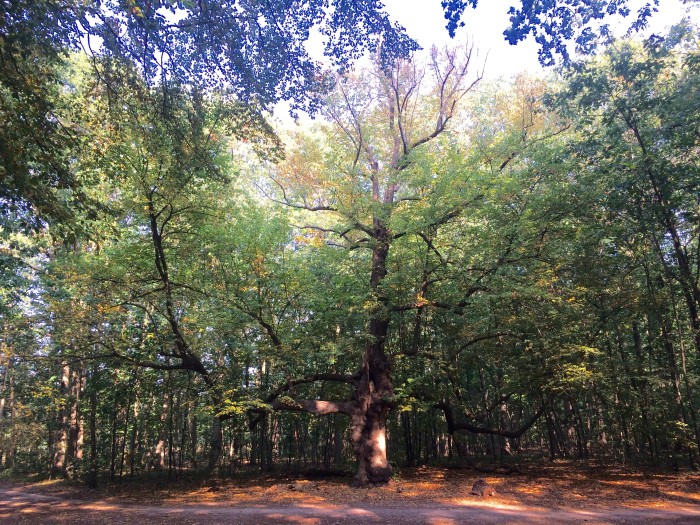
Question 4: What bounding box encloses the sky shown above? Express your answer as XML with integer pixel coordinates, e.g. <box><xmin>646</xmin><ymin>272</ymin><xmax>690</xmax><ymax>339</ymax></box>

<box><xmin>382</xmin><ymin>0</ymin><xmax>541</xmax><ymax>78</ymax></box>
<box><xmin>276</xmin><ymin>0</ymin><xmax>697</xmax><ymax>124</ymax></box>
<box><xmin>382</xmin><ymin>0</ymin><xmax>696</xmax><ymax>79</ymax></box>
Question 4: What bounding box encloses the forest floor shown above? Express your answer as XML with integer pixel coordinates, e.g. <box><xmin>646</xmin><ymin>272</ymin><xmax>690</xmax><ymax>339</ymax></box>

<box><xmin>1</xmin><ymin>461</ymin><xmax>700</xmax><ymax>524</ymax></box>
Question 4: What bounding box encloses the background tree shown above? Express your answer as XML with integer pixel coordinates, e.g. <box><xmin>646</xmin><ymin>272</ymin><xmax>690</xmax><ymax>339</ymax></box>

<box><xmin>547</xmin><ymin>22</ymin><xmax>700</xmax><ymax>462</ymax></box>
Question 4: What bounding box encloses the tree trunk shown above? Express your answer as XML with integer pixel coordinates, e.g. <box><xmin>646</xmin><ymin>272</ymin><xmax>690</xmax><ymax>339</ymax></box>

<box><xmin>632</xmin><ymin>322</ymin><xmax>655</xmax><ymax>458</ymax></box>
<box><xmin>65</xmin><ymin>364</ymin><xmax>84</xmax><ymax>479</ymax></box>
<box><xmin>545</xmin><ymin>409</ymin><xmax>559</xmax><ymax>460</ymax></box>
<box><xmin>109</xmin><ymin>394</ymin><xmax>120</xmax><ymax>479</ymax></box>
<box><xmin>129</xmin><ymin>395</ymin><xmax>139</xmax><ymax>477</ymax></box>
<box><xmin>168</xmin><ymin>390</ymin><xmax>175</xmax><ymax>478</ymax></box>
<box><xmin>119</xmin><ymin>389</ymin><xmax>132</xmax><ymax>479</ymax></box>
<box><xmin>86</xmin><ymin>375</ymin><xmax>98</xmax><ymax>489</ymax></box>
<box><xmin>0</xmin><ymin>354</ymin><xmax>9</xmax><ymax>468</ymax></box>
<box><xmin>207</xmin><ymin>416</ymin><xmax>223</xmax><ymax>472</ymax></box>
<box><xmin>350</xmin><ymin>312</ymin><xmax>394</xmax><ymax>486</ymax></box>
<box><xmin>6</xmin><ymin>367</ymin><xmax>16</xmax><ymax>468</ymax></box>
<box><xmin>333</xmin><ymin>415</ymin><xmax>344</xmax><ymax>465</ymax></box>
<box><xmin>153</xmin><ymin>388</ymin><xmax>169</xmax><ymax>471</ymax></box>
<box><xmin>349</xmin><ymin>227</ymin><xmax>394</xmax><ymax>486</ymax></box>
<box><xmin>402</xmin><ymin>411</ymin><xmax>415</xmax><ymax>467</ymax></box>
<box><xmin>349</xmin><ymin>396</ymin><xmax>392</xmax><ymax>486</ymax></box>
<box><xmin>51</xmin><ymin>363</ymin><xmax>70</xmax><ymax>478</ymax></box>
<box><xmin>190</xmin><ymin>409</ymin><xmax>198</xmax><ymax>468</ymax></box>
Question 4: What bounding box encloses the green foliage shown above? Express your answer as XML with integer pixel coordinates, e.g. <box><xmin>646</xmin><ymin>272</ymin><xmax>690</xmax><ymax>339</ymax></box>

<box><xmin>444</xmin><ymin>0</ymin><xmax>662</xmax><ymax>65</ymax></box>
<box><xmin>3</xmin><ymin>20</ymin><xmax>700</xmax><ymax>480</ymax></box>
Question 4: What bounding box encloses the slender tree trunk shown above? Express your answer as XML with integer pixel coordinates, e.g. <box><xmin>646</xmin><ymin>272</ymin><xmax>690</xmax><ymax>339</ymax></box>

<box><xmin>333</xmin><ymin>415</ymin><xmax>344</xmax><ymax>465</ymax></box>
<box><xmin>0</xmin><ymin>354</ymin><xmax>9</xmax><ymax>468</ymax></box>
<box><xmin>664</xmin><ymin>287</ymin><xmax>700</xmax><ymax>459</ymax></box>
<box><xmin>65</xmin><ymin>364</ymin><xmax>84</xmax><ymax>479</ymax></box>
<box><xmin>129</xmin><ymin>393</ymin><xmax>139</xmax><ymax>477</ymax></box>
<box><xmin>109</xmin><ymin>395</ymin><xmax>120</xmax><ymax>480</ymax></box>
<box><xmin>190</xmin><ymin>409</ymin><xmax>198</xmax><ymax>468</ymax></box>
<box><xmin>179</xmin><ymin>399</ymin><xmax>188</xmax><ymax>475</ymax></box>
<box><xmin>86</xmin><ymin>374</ymin><xmax>98</xmax><ymax>489</ymax></box>
<box><xmin>168</xmin><ymin>390</ymin><xmax>175</xmax><ymax>479</ymax></box>
<box><xmin>154</xmin><ymin>387</ymin><xmax>169</xmax><ymax>471</ymax></box>
<box><xmin>545</xmin><ymin>409</ymin><xmax>559</xmax><ymax>460</ymax></box>
<box><xmin>51</xmin><ymin>363</ymin><xmax>70</xmax><ymax>478</ymax></box>
<box><xmin>322</xmin><ymin>417</ymin><xmax>331</xmax><ymax>469</ymax></box>
<box><xmin>402</xmin><ymin>411</ymin><xmax>414</xmax><ymax>467</ymax></box>
<box><xmin>632</xmin><ymin>322</ymin><xmax>655</xmax><ymax>458</ymax></box>
<box><xmin>266</xmin><ymin>416</ymin><xmax>274</xmax><ymax>471</ymax></box>
<box><xmin>7</xmin><ymin>368</ymin><xmax>16</xmax><ymax>468</ymax></box>
<box><xmin>119</xmin><ymin>389</ymin><xmax>132</xmax><ymax>479</ymax></box>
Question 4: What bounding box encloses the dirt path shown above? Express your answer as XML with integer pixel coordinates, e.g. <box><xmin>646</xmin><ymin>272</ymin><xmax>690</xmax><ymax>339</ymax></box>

<box><xmin>2</xmin><ymin>487</ymin><xmax>700</xmax><ymax>524</ymax></box>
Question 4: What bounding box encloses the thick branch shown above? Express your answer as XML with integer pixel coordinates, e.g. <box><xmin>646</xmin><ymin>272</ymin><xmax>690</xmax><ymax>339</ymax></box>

<box><xmin>437</xmin><ymin>401</ymin><xmax>548</xmax><ymax>439</ymax></box>
<box><xmin>246</xmin><ymin>372</ymin><xmax>359</xmax><ymax>428</ymax></box>
<box><xmin>263</xmin><ymin>372</ymin><xmax>359</xmax><ymax>404</ymax></box>
<box><xmin>269</xmin><ymin>398</ymin><xmax>355</xmax><ymax>416</ymax></box>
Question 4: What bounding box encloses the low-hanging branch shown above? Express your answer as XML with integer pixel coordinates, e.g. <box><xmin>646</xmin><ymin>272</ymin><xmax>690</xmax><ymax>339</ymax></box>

<box><xmin>242</xmin><ymin>304</ymin><xmax>363</xmax><ymax>426</ymax></box>
<box><xmin>247</xmin><ymin>372</ymin><xmax>361</xmax><ymax>428</ymax></box>
<box><xmin>268</xmin><ymin>398</ymin><xmax>355</xmax><ymax>417</ymax></box>
<box><xmin>436</xmin><ymin>400</ymin><xmax>550</xmax><ymax>439</ymax></box>
<box><xmin>263</xmin><ymin>372</ymin><xmax>360</xmax><ymax>403</ymax></box>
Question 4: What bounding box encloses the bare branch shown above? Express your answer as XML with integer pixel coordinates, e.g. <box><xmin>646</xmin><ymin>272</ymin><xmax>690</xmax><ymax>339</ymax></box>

<box><xmin>406</xmin><ymin>44</ymin><xmax>483</xmax><ymax>154</ymax></box>
<box><xmin>260</xmin><ymin>175</ymin><xmax>339</xmax><ymax>213</ymax></box>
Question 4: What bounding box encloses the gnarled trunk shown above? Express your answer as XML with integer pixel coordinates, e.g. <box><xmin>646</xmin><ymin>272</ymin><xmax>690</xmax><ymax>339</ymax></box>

<box><xmin>350</xmin><ymin>340</ymin><xmax>394</xmax><ymax>485</ymax></box>
<box><xmin>351</xmin><ymin>234</ymin><xmax>394</xmax><ymax>485</ymax></box>
<box><xmin>350</xmin><ymin>394</ymin><xmax>392</xmax><ymax>486</ymax></box>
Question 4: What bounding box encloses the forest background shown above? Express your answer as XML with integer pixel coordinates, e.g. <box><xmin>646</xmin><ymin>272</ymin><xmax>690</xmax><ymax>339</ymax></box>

<box><xmin>1</xmin><ymin>0</ymin><xmax>700</xmax><ymax>490</ymax></box>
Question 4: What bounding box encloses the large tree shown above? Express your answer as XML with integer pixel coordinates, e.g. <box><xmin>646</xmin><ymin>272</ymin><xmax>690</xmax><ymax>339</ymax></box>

<box><xmin>249</xmin><ymin>49</ymin><xmax>573</xmax><ymax>485</ymax></box>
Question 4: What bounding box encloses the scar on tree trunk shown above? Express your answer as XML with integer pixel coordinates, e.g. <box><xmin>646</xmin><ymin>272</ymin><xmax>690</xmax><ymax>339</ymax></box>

<box><xmin>350</xmin><ymin>400</ymin><xmax>393</xmax><ymax>486</ymax></box>
<box><xmin>350</xmin><ymin>354</ymin><xmax>394</xmax><ymax>486</ymax></box>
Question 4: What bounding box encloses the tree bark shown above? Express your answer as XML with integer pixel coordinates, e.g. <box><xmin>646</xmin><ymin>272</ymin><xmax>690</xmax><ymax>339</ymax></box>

<box><xmin>65</xmin><ymin>363</ymin><xmax>84</xmax><ymax>479</ymax></box>
<box><xmin>349</xmin><ymin>226</ymin><xmax>394</xmax><ymax>486</ymax></box>
<box><xmin>207</xmin><ymin>416</ymin><xmax>223</xmax><ymax>472</ymax></box>
<box><xmin>51</xmin><ymin>363</ymin><xmax>70</xmax><ymax>478</ymax></box>
<box><xmin>86</xmin><ymin>373</ymin><xmax>98</xmax><ymax>489</ymax></box>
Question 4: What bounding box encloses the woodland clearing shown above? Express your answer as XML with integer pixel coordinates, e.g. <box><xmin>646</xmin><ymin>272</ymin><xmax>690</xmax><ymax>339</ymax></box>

<box><xmin>1</xmin><ymin>463</ymin><xmax>699</xmax><ymax>524</ymax></box>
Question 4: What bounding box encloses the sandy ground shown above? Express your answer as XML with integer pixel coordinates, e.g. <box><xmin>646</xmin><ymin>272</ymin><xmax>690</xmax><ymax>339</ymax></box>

<box><xmin>1</xmin><ymin>463</ymin><xmax>699</xmax><ymax>524</ymax></box>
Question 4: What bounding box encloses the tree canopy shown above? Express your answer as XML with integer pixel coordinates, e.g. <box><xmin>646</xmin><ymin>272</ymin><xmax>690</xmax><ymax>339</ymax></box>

<box><xmin>1</xmin><ymin>0</ymin><xmax>667</xmax><ymax>230</ymax></box>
